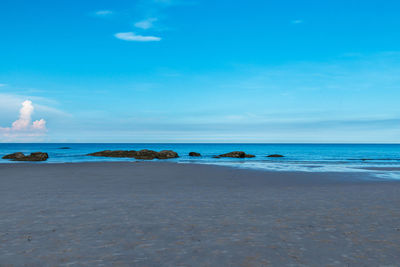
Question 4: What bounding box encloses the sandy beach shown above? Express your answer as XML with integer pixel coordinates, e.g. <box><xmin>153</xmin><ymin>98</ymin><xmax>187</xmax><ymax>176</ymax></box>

<box><xmin>1</xmin><ymin>162</ymin><xmax>400</xmax><ymax>266</ymax></box>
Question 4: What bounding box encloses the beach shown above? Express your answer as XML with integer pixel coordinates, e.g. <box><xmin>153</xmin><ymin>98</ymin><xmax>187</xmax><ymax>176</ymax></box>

<box><xmin>1</xmin><ymin>162</ymin><xmax>400</xmax><ymax>266</ymax></box>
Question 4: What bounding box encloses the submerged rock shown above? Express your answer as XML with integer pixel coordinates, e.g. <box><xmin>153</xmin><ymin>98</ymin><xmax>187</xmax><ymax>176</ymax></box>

<box><xmin>267</xmin><ymin>154</ymin><xmax>284</xmax><ymax>158</ymax></box>
<box><xmin>219</xmin><ymin>151</ymin><xmax>255</xmax><ymax>158</ymax></box>
<box><xmin>2</xmin><ymin>152</ymin><xmax>49</xmax><ymax>161</ymax></box>
<box><xmin>189</xmin><ymin>152</ymin><xmax>201</xmax><ymax>157</ymax></box>
<box><xmin>59</xmin><ymin>147</ymin><xmax>71</xmax><ymax>149</ymax></box>
<box><xmin>87</xmin><ymin>150</ymin><xmax>137</xmax><ymax>158</ymax></box>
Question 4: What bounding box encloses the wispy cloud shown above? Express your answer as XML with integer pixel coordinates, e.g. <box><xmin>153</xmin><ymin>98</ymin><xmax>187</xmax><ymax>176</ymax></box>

<box><xmin>109</xmin><ymin>0</ymin><xmax>191</xmax><ymax>42</ymax></box>
<box><xmin>94</xmin><ymin>10</ymin><xmax>113</xmax><ymax>16</ymax></box>
<box><xmin>0</xmin><ymin>100</ymin><xmax>47</xmax><ymax>139</ymax></box>
<box><xmin>0</xmin><ymin>93</ymin><xmax>69</xmax><ymax>117</ymax></box>
<box><xmin>0</xmin><ymin>84</ymin><xmax>6</xmax><ymax>87</ymax></box>
<box><xmin>291</xmin><ymin>19</ymin><xmax>303</xmax><ymax>24</ymax></box>
<box><xmin>115</xmin><ymin>32</ymin><xmax>161</xmax><ymax>42</ymax></box>
<box><xmin>134</xmin><ymin>18</ymin><xmax>158</xmax><ymax>29</ymax></box>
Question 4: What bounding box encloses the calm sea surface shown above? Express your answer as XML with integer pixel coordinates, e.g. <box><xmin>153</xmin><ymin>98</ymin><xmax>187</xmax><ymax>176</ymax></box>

<box><xmin>1</xmin><ymin>143</ymin><xmax>400</xmax><ymax>179</ymax></box>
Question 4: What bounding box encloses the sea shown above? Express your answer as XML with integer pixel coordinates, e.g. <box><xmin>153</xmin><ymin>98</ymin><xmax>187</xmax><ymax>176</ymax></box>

<box><xmin>1</xmin><ymin>143</ymin><xmax>400</xmax><ymax>179</ymax></box>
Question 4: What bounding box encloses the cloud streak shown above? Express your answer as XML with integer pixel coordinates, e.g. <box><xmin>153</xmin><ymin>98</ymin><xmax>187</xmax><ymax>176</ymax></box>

<box><xmin>292</xmin><ymin>19</ymin><xmax>303</xmax><ymax>24</ymax></box>
<box><xmin>115</xmin><ymin>32</ymin><xmax>161</xmax><ymax>42</ymax></box>
<box><xmin>95</xmin><ymin>10</ymin><xmax>113</xmax><ymax>16</ymax></box>
<box><xmin>109</xmin><ymin>0</ymin><xmax>190</xmax><ymax>42</ymax></box>
<box><xmin>134</xmin><ymin>18</ymin><xmax>158</xmax><ymax>29</ymax></box>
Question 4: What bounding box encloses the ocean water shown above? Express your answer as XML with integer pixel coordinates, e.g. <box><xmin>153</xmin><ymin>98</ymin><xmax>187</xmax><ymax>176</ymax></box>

<box><xmin>1</xmin><ymin>143</ymin><xmax>400</xmax><ymax>179</ymax></box>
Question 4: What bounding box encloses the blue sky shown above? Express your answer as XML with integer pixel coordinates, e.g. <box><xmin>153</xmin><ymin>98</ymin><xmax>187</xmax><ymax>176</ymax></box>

<box><xmin>1</xmin><ymin>0</ymin><xmax>400</xmax><ymax>142</ymax></box>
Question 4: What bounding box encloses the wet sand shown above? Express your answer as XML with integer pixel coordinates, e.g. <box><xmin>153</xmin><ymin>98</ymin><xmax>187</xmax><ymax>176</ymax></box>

<box><xmin>1</xmin><ymin>162</ymin><xmax>400</xmax><ymax>266</ymax></box>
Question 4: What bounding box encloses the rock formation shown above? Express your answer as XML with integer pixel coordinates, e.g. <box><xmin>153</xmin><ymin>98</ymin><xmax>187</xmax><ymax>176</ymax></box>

<box><xmin>267</xmin><ymin>154</ymin><xmax>284</xmax><ymax>158</ymax></box>
<box><xmin>218</xmin><ymin>151</ymin><xmax>255</xmax><ymax>158</ymax></box>
<box><xmin>87</xmin><ymin>150</ymin><xmax>137</xmax><ymax>158</ymax></box>
<box><xmin>134</xmin><ymin>149</ymin><xmax>158</xmax><ymax>160</ymax></box>
<box><xmin>2</xmin><ymin>152</ymin><xmax>26</xmax><ymax>160</ymax></box>
<box><xmin>87</xmin><ymin>149</ymin><xmax>179</xmax><ymax>160</ymax></box>
<box><xmin>156</xmin><ymin>150</ymin><xmax>179</xmax><ymax>159</ymax></box>
<box><xmin>2</xmin><ymin>152</ymin><xmax>49</xmax><ymax>161</ymax></box>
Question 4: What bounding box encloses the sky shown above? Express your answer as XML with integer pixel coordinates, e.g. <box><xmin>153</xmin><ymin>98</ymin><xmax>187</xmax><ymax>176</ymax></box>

<box><xmin>1</xmin><ymin>0</ymin><xmax>400</xmax><ymax>143</ymax></box>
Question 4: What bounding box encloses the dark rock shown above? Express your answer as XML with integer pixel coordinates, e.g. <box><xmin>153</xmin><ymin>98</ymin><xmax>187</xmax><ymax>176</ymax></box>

<box><xmin>212</xmin><ymin>156</ymin><xmax>221</xmax><ymax>158</ymax></box>
<box><xmin>189</xmin><ymin>152</ymin><xmax>201</xmax><ymax>157</ymax></box>
<box><xmin>59</xmin><ymin>147</ymin><xmax>71</xmax><ymax>149</ymax></box>
<box><xmin>219</xmin><ymin>151</ymin><xmax>246</xmax><ymax>158</ymax></box>
<box><xmin>87</xmin><ymin>149</ymin><xmax>179</xmax><ymax>160</ymax></box>
<box><xmin>87</xmin><ymin>150</ymin><xmax>137</xmax><ymax>158</ymax></box>
<box><xmin>31</xmin><ymin>152</ymin><xmax>49</xmax><ymax>161</ymax></box>
<box><xmin>267</xmin><ymin>154</ymin><xmax>284</xmax><ymax>158</ymax></box>
<box><xmin>20</xmin><ymin>152</ymin><xmax>49</xmax><ymax>161</ymax></box>
<box><xmin>156</xmin><ymin>150</ymin><xmax>179</xmax><ymax>159</ymax></box>
<box><xmin>219</xmin><ymin>151</ymin><xmax>255</xmax><ymax>158</ymax></box>
<box><xmin>3</xmin><ymin>152</ymin><xmax>49</xmax><ymax>161</ymax></box>
<box><xmin>134</xmin><ymin>149</ymin><xmax>158</xmax><ymax>160</ymax></box>
<box><xmin>2</xmin><ymin>152</ymin><xmax>25</xmax><ymax>160</ymax></box>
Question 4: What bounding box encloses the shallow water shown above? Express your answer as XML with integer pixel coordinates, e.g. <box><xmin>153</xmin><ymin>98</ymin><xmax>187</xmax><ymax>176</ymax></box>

<box><xmin>1</xmin><ymin>143</ymin><xmax>400</xmax><ymax>179</ymax></box>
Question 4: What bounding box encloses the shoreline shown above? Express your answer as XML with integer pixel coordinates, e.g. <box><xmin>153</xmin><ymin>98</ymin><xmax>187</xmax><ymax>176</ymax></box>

<box><xmin>1</xmin><ymin>160</ymin><xmax>399</xmax><ymax>181</ymax></box>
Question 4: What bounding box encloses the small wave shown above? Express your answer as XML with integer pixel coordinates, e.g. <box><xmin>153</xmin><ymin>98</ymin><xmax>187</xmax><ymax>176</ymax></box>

<box><xmin>347</xmin><ymin>158</ymin><xmax>400</xmax><ymax>161</ymax></box>
<box><xmin>188</xmin><ymin>161</ymin><xmax>400</xmax><ymax>180</ymax></box>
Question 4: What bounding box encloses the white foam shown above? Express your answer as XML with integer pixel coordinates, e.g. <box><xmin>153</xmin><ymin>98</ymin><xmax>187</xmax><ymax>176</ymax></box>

<box><xmin>186</xmin><ymin>161</ymin><xmax>400</xmax><ymax>180</ymax></box>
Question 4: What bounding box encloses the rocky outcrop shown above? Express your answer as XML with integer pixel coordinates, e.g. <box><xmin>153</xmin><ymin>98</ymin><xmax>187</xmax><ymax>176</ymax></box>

<box><xmin>219</xmin><ymin>151</ymin><xmax>255</xmax><ymax>158</ymax></box>
<box><xmin>189</xmin><ymin>152</ymin><xmax>201</xmax><ymax>157</ymax></box>
<box><xmin>267</xmin><ymin>154</ymin><xmax>284</xmax><ymax>158</ymax></box>
<box><xmin>220</xmin><ymin>151</ymin><xmax>245</xmax><ymax>158</ymax></box>
<box><xmin>218</xmin><ymin>151</ymin><xmax>255</xmax><ymax>158</ymax></box>
<box><xmin>2</xmin><ymin>152</ymin><xmax>26</xmax><ymax>160</ymax></box>
<box><xmin>87</xmin><ymin>149</ymin><xmax>179</xmax><ymax>160</ymax></box>
<box><xmin>2</xmin><ymin>152</ymin><xmax>49</xmax><ymax>161</ymax></box>
<box><xmin>134</xmin><ymin>149</ymin><xmax>158</xmax><ymax>160</ymax></box>
<box><xmin>156</xmin><ymin>150</ymin><xmax>179</xmax><ymax>159</ymax></box>
<box><xmin>22</xmin><ymin>152</ymin><xmax>49</xmax><ymax>161</ymax></box>
<box><xmin>87</xmin><ymin>150</ymin><xmax>137</xmax><ymax>158</ymax></box>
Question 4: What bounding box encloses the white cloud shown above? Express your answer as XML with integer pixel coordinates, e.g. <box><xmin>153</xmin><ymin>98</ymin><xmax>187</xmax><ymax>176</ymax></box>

<box><xmin>32</xmin><ymin>119</ymin><xmax>46</xmax><ymax>130</ymax></box>
<box><xmin>0</xmin><ymin>93</ymin><xmax>69</xmax><ymax>118</ymax></box>
<box><xmin>292</xmin><ymin>20</ymin><xmax>303</xmax><ymax>24</ymax></box>
<box><xmin>134</xmin><ymin>18</ymin><xmax>158</xmax><ymax>29</ymax></box>
<box><xmin>0</xmin><ymin>100</ymin><xmax>47</xmax><ymax>138</ymax></box>
<box><xmin>95</xmin><ymin>10</ymin><xmax>113</xmax><ymax>16</ymax></box>
<box><xmin>11</xmin><ymin>100</ymin><xmax>35</xmax><ymax>130</ymax></box>
<box><xmin>115</xmin><ymin>32</ymin><xmax>161</xmax><ymax>42</ymax></box>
